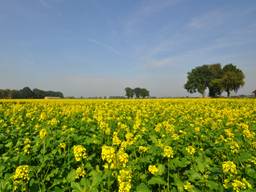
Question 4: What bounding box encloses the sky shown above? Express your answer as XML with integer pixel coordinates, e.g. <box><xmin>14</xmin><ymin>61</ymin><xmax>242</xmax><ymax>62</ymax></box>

<box><xmin>0</xmin><ymin>0</ymin><xmax>255</xmax><ymax>97</ymax></box>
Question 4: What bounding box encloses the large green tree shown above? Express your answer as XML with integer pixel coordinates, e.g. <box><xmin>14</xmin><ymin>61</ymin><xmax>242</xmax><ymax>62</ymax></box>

<box><xmin>221</xmin><ymin>64</ymin><xmax>245</xmax><ymax>97</ymax></box>
<box><xmin>185</xmin><ymin>63</ymin><xmax>245</xmax><ymax>97</ymax></box>
<box><xmin>184</xmin><ymin>65</ymin><xmax>211</xmax><ymax>97</ymax></box>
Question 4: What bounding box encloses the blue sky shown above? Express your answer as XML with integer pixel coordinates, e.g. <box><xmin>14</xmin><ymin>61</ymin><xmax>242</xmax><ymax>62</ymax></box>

<box><xmin>0</xmin><ymin>0</ymin><xmax>255</xmax><ymax>97</ymax></box>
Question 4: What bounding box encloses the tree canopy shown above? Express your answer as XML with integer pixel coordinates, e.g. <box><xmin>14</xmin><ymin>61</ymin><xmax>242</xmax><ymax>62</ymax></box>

<box><xmin>184</xmin><ymin>64</ymin><xmax>245</xmax><ymax>97</ymax></box>
<box><xmin>124</xmin><ymin>87</ymin><xmax>150</xmax><ymax>98</ymax></box>
<box><xmin>0</xmin><ymin>87</ymin><xmax>64</xmax><ymax>99</ymax></box>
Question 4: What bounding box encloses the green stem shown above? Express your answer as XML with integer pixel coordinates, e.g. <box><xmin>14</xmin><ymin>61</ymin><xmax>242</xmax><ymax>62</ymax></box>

<box><xmin>167</xmin><ymin>158</ymin><xmax>169</xmax><ymax>191</ymax></box>
<box><xmin>108</xmin><ymin>170</ymin><xmax>111</xmax><ymax>192</ymax></box>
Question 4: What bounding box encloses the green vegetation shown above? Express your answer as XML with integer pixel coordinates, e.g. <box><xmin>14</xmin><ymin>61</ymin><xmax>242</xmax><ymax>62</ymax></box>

<box><xmin>184</xmin><ymin>64</ymin><xmax>245</xmax><ymax>97</ymax></box>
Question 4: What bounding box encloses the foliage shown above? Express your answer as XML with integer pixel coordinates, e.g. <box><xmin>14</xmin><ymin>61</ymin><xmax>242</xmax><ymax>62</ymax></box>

<box><xmin>0</xmin><ymin>87</ymin><xmax>64</xmax><ymax>99</ymax></box>
<box><xmin>0</xmin><ymin>99</ymin><xmax>255</xmax><ymax>192</ymax></box>
<box><xmin>125</xmin><ymin>87</ymin><xmax>150</xmax><ymax>98</ymax></box>
<box><xmin>184</xmin><ymin>63</ymin><xmax>245</xmax><ymax>97</ymax></box>
<box><xmin>125</xmin><ymin>87</ymin><xmax>134</xmax><ymax>99</ymax></box>
<box><xmin>221</xmin><ymin>64</ymin><xmax>245</xmax><ymax>97</ymax></box>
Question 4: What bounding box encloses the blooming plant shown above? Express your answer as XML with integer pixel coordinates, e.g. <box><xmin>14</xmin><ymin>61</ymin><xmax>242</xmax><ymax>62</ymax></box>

<box><xmin>0</xmin><ymin>98</ymin><xmax>255</xmax><ymax>191</ymax></box>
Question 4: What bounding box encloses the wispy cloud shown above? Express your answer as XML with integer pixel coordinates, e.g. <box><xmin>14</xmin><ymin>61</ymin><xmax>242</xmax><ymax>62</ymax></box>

<box><xmin>87</xmin><ymin>38</ymin><xmax>120</xmax><ymax>55</ymax></box>
<box><xmin>188</xmin><ymin>10</ymin><xmax>225</xmax><ymax>29</ymax></box>
<box><xmin>125</xmin><ymin>0</ymin><xmax>181</xmax><ymax>33</ymax></box>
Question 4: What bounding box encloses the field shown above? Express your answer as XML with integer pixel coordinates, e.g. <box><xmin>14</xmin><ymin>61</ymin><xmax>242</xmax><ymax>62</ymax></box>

<box><xmin>0</xmin><ymin>99</ymin><xmax>256</xmax><ymax>192</ymax></box>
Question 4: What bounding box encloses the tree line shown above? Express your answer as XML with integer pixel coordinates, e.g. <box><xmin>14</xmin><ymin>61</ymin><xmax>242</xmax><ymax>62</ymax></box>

<box><xmin>0</xmin><ymin>87</ymin><xmax>64</xmax><ymax>99</ymax></box>
<box><xmin>184</xmin><ymin>63</ymin><xmax>245</xmax><ymax>97</ymax></box>
<box><xmin>125</xmin><ymin>87</ymin><xmax>150</xmax><ymax>98</ymax></box>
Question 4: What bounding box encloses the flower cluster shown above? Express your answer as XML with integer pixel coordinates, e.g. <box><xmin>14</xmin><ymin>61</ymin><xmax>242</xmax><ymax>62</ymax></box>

<box><xmin>118</xmin><ymin>150</ymin><xmax>129</xmax><ymax>166</ymax></box>
<box><xmin>101</xmin><ymin>145</ymin><xmax>115</xmax><ymax>164</ymax></box>
<box><xmin>224</xmin><ymin>178</ymin><xmax>252</xmax><ymax>191</ymax></box>
<box><xmin>73</xmin><ymin>145</ymin><xmax>87</xmax><ymax>161</ymax></box>
<box><xmin>113</xmin><ymin>131</ymin><xmax>121</xmax><ymax>145</ymax></box>
<box><xmin>186</xmin><ymin>146</ymin><xmax>196</xmax><ymax>155</ymax></box>
<box><xmin>39</xmin><ymin>128</ymin><xmax>47</xmax><ymax>139</ymax></box>
<box><xmin>184</xmin><ymin>181</ymin><xmax>193</xmax><ymax>191</ymax></box>
<box><xmin>138</xmin><ymin>146</ymin><xmax>148</xmax><ymax>153</ymax></box>
<box><xmin>118</xmin><ymin>169</ymin><xmax>132</xmax><ymax>192</ymax></box>
<box><xmin>75</xmin><ymin>166</ymin><xmax>86</xmax><ymax>179</ymax></box>
<box><xmin>148</xmin><ymin>165</ymin><xmax>158</xmax><ymax>175</ymax></box>
<box><xmin>13</xmin><ymin>165</ymin><xmax>29</xmax><ymax>184</ymax></box>
<box><xmin>163</xmin><ymin>146</ymin><xmax>174</xmax><ymax>158</ymax></box>
<box><xmin>222</xmin><ymin>161</ymin><xmax>237</xmax><ymax>174</ymax></box>
<box><xmin>23</xmin><ymin>138</ymin><xmax>31</xmax><ymax>154</ymax></box>
<box><xmin>58</xmin><ymin>142</ymin><xmax>66</xmax><ymax>150</ymax></box>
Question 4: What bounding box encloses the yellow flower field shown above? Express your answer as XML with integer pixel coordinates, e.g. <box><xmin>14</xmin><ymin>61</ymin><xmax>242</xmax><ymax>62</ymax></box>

<box><xmin>0</xmin><ymin>99</ymin><xmax>255</xmax><ymax>191</ymax></box>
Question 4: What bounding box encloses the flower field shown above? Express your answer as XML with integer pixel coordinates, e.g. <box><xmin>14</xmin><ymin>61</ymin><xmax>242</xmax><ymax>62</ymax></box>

<box><xmin>0</xmin><ymin>99</ymin><xmax>256</xmax><ymax>192</ymax></box>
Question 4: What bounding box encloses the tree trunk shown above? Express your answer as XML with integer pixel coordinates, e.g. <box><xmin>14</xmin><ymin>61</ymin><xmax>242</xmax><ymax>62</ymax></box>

<box><xmin>202</xmin><ymin>90</ymin><xmax>205</xmax><ymax>98</ymax></box>
<box><xmin>227</xmin><ymin>90</ymin><xmax>230</xmax><ymax>97</ymax></box>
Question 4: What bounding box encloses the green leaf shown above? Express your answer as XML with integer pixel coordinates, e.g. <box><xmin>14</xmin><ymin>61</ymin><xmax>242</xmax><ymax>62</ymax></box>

<box><xmin>245</xmin><ymin>168</ymin><xmax>256</xmax><ymax>179</ymax></box>
<box><xmin>173</xmin><ymin>174</ymin><xmax>184</xmax><ymax>192</ymax></box>
<box><xmin>157</xmin><ymin>164</ymin><xmax>165</xmax><ymax>176</ymax></box>
<box><xmin>207</xmin><ymin>180</ymin><xmax>220</xmax><ymax>190</ymax></box>
<box><xmin>238</xmin><ymin>152</ymin><xmax>252</xmax><ymax>162</ymax></box>
<box><xmin>66</xmin><ymin>169</ymin><xmax>77</xmax><ymax>183</ymax></box>
<box><xmin>148</xmin><ymin>176</ymin><xmax>166</xmax><ymax>185</ymax></box>
<box><xmin>136</xmin><ymin>183</ymin><xmax>151</xmax><ymax>192</ymax></box>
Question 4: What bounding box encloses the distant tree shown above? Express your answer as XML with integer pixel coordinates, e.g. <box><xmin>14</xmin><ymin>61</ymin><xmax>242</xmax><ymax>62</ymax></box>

<box><xmin>125</xmin><ymin>87</ymin><xmax>134</xmax><ymax>98</ymax></box>
<box><xmin>133</xmin><ymin>87</ymin><xmax>142</xmax><ymax>98</ymax></box>
<box><xmin>19</xmin><ymin>87</ymin><xmax>34</xmax><ymax>98</ymax></box>
<box><xmin>140</xmin><ymin>88</ymin><xmax>150</xmax><ymax>98</ymax></box>
<box><xmin>0</xmin><ymin>87</ymin><xmax>64</xmax><ymax>99</ymax></box>
<box><xmin>221</xmin><ymin>64</ymin><xmax>245</xmax><ymax>97</ymax></box>
<box><xmin>33</xmin><ymin>88</ymin><xmax>46</xmax><ymax>98</ymax></box>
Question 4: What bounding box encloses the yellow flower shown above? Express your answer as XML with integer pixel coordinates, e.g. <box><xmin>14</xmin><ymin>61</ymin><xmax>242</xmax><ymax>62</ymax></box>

<box><xmin>186</xmin><ymin>146</ymin><xmax>195</xmax><ymax>155</ymax></box>
<box><xmin>194</xmin><ymin>127</ymin><xmax>200</xmax><ymax>133</ymax></box>
<box><xmin>163</xmin><ymin>146</ymin><xmax>174</xmax><ymax>158</ymax></box>
<box><xmin>13</xmin><ymin>165</ymin><xmax>29</xmax><ymax>183</ymax></box>
<box><xmin>73</xmin><ymin>145</ymin><xmax>87</xmax><ymax>161</ymax></box>
<box><xmin>101</xmin><ymin>145</ymin><xmax>115</xmax><ymax>164</ymax></box>
<box><xmin>223</xmin><ymin>179</ymin><xmax>230</xmax><ymax>189</ymax></box>
<box><xmin>243</xmin><ymin>129</ymin><xmax>254</xmax><ymax>139</ymax></box>
<box><xmin>232</xmin><ymin>179</ymin><xmax>246</xmax><ymax>192</ymax></box>
<box><xmin>24</xmin><ymin>138</ymin><xmax>31</xmax><ymax>145</ymax></box>
<box><xmin>113</xmin><ymin>131</ymin><xmax>121</xmax><ymax>145</ymax></box>
<box><xmin>242</xmin><ymin>178</ymin><xmax>252</xmax><ymax>189</ymax></box>
<box><xmin>148</xmin><ymin>165</ymin><xmax>158</xmax><ymax>175</ymax></box>
<box><xmin>222</xmin><ymin>161</ymin><xmax>237</xmax><ymax>174</ymax></box>
<box><xmin>39</xmin><ymin>129</ymin><xmax>47</xmax><ymax>139</ymax></box>
<box><xmin>118</xmin><ymin>181</ymin><xmax>132</xmax><ymax>192</ymax></box>
<box><xmin>230</xmin><ymin>141</ymin><xmax>239</xmax><ymax>153</ymax></box>
<box><xmin>49</xmin><ymin>118</ymin><xmax>58</xmax><ymax>126</ymax></box>
<box><xmin>23</xmin><ymin>144</ymin><xmax>31</xmax><ymax>154</ymax></box>
<box><xmin>59</xmin><ymin>142</ymin><xmax>66</xmax><ymax>150</ymax></box>
<box><xmin>184</xmin><ymin>181</ymin><xmax>193</xmax><ymax>191</ymax></box>
<box><xmin>118</xmin><ymin>169</ymin><xmax>132</xmax><ymax>192</ymax></box>
<box><xmin>225</xmin><ymin>129</ymin><xmax>234</xmax><ymax>138</ymax></box>
<box><xmin>118</xmin><ymin>150</ymin><xmax>129</xmax><ymax>165</ymax></box>
<box><xmin>138</xmin><ymin>146</ymin><xmax>148</xmax><ymax>153</ymax></box>
<box><xmin>39</xmin><ymin>112</ymin><xmax>47</xmax><ymax>120</ymax></box>
<box><xmin>75</xmin><ymin>166</ymin><xmax>86</xmax><ymax>178</ymax></box>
